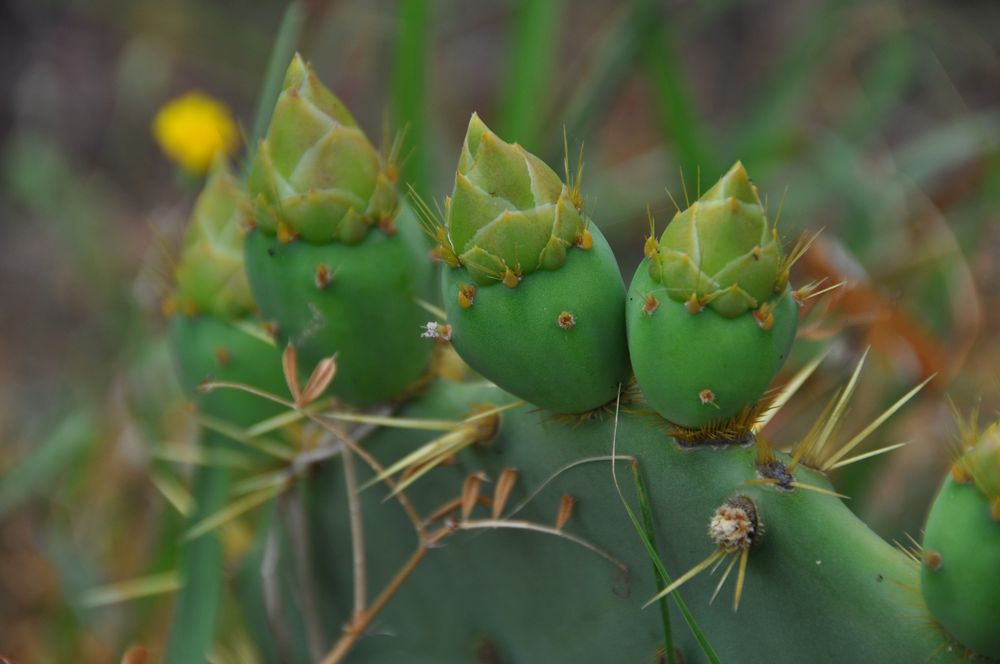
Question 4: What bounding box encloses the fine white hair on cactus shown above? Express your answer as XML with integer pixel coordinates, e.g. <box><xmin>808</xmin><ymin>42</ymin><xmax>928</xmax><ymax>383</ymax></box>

<box><xmin>421</xmin><ymin>321</ymin><xmax>452</xmax><ymax>341</ymax></box>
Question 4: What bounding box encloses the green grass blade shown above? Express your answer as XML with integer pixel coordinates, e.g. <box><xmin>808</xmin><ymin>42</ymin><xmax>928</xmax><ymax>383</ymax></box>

<box><xmin>245</xmin><ymin>1</ymin><xmax>306</xmax><ymax>169</ymax></box>
<box><xmin>391</xmin><ymin>0</ymin><xmax>431</xmax><ymax>197</ymax></box>
<box><xmin>733</xmin><ymin>0</ymin><xmax>848</xmax><ymax>167</ymax></box>
<box><xmin>626</xmin><ymin>463</ymin><xmax>721</xmax><ymax>664</ymax></box>
<box><xmin>631</xmin><ymin>461</ymin><xmax>675</xmax><ymax>664</ymax></box>
<box><xmin>636</xmin><ymin>0</ymin><xmax>716</xmax><ymax>181</ymax></box>
<box><xmin>499</xmin><ymin>0</ymin><xmax>563</xmax><ymax>151</ymax></box>
<box><xmin>0</xmin><ymin>407</ymin><xmax>94</xmax><ymax>519</ymax></box>
<box><xmin>164</xmin><ymin>463</ymin><xmax>231</xmax><ymax>663</ymax></box>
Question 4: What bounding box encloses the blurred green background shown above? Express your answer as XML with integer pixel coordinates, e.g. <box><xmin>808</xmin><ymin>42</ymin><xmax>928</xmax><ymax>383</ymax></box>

<box><xmin>2</xmin><ymin>0</ymin><xmax>1000</xmax><ymax>660</ymax></box>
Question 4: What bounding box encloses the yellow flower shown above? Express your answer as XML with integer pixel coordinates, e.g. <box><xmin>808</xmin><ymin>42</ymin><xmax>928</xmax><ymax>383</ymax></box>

<box><xmin>152</xmin><ymin>92</ymin><xmax>239</xmax><ymax>174</ymax></box>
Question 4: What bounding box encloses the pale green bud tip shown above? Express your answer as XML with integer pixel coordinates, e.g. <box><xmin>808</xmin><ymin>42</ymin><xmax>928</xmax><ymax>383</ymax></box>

<box><xmin>248</xmin><ymin>53</ymin><xmax>395</xmax><ymax>245</ymax></box>
<box><xmin>959</xmin><ymin>424</ymin><xmax>1000</xmax><ymax>502</ymax></box>
<box><xmin>649</xmin><ymin>161</ymin><xmax>784</xmax><ymax>318</ymax></box>
<box><xmin>168</xmin><ymin>156</ymin><xmax>255</xmax><ymax>319</ymax></box>
<box><xmin>446</xmin><ymin>113</ymin><xmax>588</xmax><ymax>286</ymax></box>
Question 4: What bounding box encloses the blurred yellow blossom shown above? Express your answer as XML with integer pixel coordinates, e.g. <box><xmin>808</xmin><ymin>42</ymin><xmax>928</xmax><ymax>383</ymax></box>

<box><xmin>152</xmin><ymin>92</ymin><xmax>239</xmax><ymax>174</ymax></box>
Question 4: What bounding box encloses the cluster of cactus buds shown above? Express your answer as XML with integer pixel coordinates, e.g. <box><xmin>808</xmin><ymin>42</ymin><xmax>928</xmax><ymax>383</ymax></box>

<box><xmin>921</xmin><ymin>418</ymin><xmax>1000</xmax><ymax>658</ymax></box>
<box><xmin>626</xmin><ymin>162</ymin><xmax>798</xmax><ymax>433</ymax></box>
<box><xmin>152</xmin><ymin>44</ymin><xmax>992</xmax><ymax>664</ymax></box>
<box><xmin>437</xmin><ymin>114</ymin><xmax>629</xmax><ymax>414</ymax></box>
<box><xmin>243</xmin><ymin>55</ymin><xmax>433</xmax><ymax>406</ymax></box>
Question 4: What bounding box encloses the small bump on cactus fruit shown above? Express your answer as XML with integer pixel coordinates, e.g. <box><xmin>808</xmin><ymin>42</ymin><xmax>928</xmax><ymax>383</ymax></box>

<box><xmin>438</xmin><ymin>114</ymin><xmax>629</xmax><ymax>414</ymax></box>
<box><xmin>921</xmin><ymin>419</ymin><xmax>1000</xmax><ymax>658</ymax></box>
<box><xmin>626</xmin><ymin>161</ymin><xmax>799</xmax><ymax>432</ymax></box>
<box><xmin>244</xmin><ymin>53</ymin><xmax>433</xmax><ymax>406</ymax></box>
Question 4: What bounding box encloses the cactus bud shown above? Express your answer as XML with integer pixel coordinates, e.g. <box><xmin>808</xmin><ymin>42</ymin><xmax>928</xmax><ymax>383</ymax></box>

<box><xmin>440</xmin><ymin>115</ymin><xmax>628</xmax><ymax>413</ymax></box>
<box><xmin>166</xmin><ymin>158</ymin><xmax>286</xmax><ymax>422</ymax></box>
<box><xmin>169</xmin><ymin>157</ymin><xmax>254</xmax><ymax>320</ymax></box>
<box><xmin>921</xmin><ymin>422</ymin><xmax>1000</xmax><ymax>658</ymax></box>
<box><xmin>626</xmin><ymin>162</ymin><xmax>798</xmax><ymax>432</ymax></box>
<box><xmin>244</xmin><ymin>55</ymin><xmax>433</xmax><ymax>406</ymax></box>
<box><xmin>248</xmin><ymin>54</ymin><xmax>395</xmax><ymax>244</ymax></box>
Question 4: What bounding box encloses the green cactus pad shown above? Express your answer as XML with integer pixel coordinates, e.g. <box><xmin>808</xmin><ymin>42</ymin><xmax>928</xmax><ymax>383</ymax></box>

<box><xmin>245</xmin><ymin>202</ymin><xmax>433</xmax><ymax>406</ymax></box>
<box><xmin>170</xmin><ymin>157</ymin><xmax>255</xmax><ymax>319</ymax></box>
<box><xmin>168</xmin><ymin>314</ymin><xmax>287</xmax><ymax>424</ymax></box>
<box><xmin>442</xmin><ymin>223</ymin><xmax>628</xmax><ymax>413</ymax></box>
<box><xmin>248</xmin><ymin>54</ymin><xmax>396</xmax><ymax>244</ymax></box>
<box><xmin>647</xmin><ymin>161</ymin><xmax>784</xmax><ymax>318</ymax></box>
<box><xmin>627</xmin><ymin>257</ymin><xmax>798</xmax><ymax>429</ymax></box>
<box><xmin>446</xmin><ymin>113</ymin><xmax>588</xmax><ymax>285</ymax></box>
<box><xmin>921</xmin><ymin>475</ymin><xmax>1000</xmax><ymax>658</ymax></box>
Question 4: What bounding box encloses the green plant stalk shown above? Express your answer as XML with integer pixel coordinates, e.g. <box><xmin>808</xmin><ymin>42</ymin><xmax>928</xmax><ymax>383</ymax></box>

<box><xmin>164</xmin><ymin>315</ymin><xmax>287</xmax><ymax>664</ymax></box>
<box><xmin>391</xmin><ymin>0</ymin><xmax>431</xmax><ymax>197</ymax></box>
<box><xmin>499</xmin><ymin>0</ymin><xmax>563</xmax><ymax>152</ymax></box>
<box><xmin>300</xmin><ymin>379</ymin><xmax>960</xmax><ymax>663</ymax></box>
<box><xmin>636</xmin><ymin>0</ymin><xmax>716</xmax><ymax>181</ymax></box>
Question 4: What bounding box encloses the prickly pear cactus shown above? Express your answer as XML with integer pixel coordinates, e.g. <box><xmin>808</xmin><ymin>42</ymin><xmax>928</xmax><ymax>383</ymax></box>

<box><xmin>921</xmin><ymin>420</ymin><xmax>1000</xmax><ymax>658</ymax></box>
<box><xmin>435</xmin><ymin>114</ymin><xmax>629</xmax><ymax>413</ymax></box>
<box><xmin>244</xmin><ymin>54</ymin><xmax>433</xmax><ymax>406</ymax></box>
<box><xmin>626</xmin><ymin>162</ymin><xmax>798</xmax><ymax>433</ymax></box>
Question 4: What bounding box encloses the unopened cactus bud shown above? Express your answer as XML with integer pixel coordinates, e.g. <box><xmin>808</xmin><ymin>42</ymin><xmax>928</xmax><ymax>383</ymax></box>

<box><xmin>626</xmin><ymin>162</ymin><xmax>798</xmax><ymax>432</ymax></box>
<box><xmin>922</xmin><ymin>421</ymin><xmax>1000</xmax><ymax>658</ymax></box>
<box><xmin>439</xmin><ymin>114</ymin><xmax>628</xmax><ymax>413</ymax></box>
<box><xmin>165</xmin><ymin>157</ymin><xmax>286</xmax><ymax>422</ymax></box>
<box><xmin>248</xmin><ymin>54</ymin><xmax>395</xmax><ymax>245</ymax></box>
<box><xmin>169</xmin><ymin>157</ymin><xmax>254</xmax><ymax>320</ymax></box>
<box><xmin>244</xmin><ymin>54</ymin><xmax>433</xmax><ymax>406</ymax></box>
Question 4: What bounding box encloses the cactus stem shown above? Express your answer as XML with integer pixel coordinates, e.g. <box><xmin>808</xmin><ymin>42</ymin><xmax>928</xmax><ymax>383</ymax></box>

<box><xmin>557</xmin><ymin>311</ymin><xmax>577</xmax><ymax>329</ymax></box>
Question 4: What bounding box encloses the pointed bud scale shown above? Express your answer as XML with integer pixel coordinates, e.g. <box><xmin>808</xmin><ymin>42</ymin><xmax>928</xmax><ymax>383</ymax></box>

<box><xmin>170</xmin><ymin>157</ymin><xmax>255</xmax><ymax>320</ymax></box>
<box><xmin>244</xmin><ymin>55</ymin><xmax>433</xmax><ymax>406</ymax></box>
<box><xmin>921</xmin><ymin>422</ymin><xmax>1000</xmax><ymax>658</ymax></box>
<box><xmin>626</xmin><ymin>162</ymin><xmax>798</xmax><ymax>431</ymax></box>
<box><xmin>441</xmin><ymin>115</ymin><xmax>628</xmax><ymax>413</ymax></box>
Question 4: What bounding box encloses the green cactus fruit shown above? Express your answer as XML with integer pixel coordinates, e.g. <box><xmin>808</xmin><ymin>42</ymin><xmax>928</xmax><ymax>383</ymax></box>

<box><xmin>626</xmin><ymin>162</ymin><xmax>798</xmax><ymax>431</ymax></box>
<box><xmin>169</xmin><ymin>156</ymin><xmax>255</xmax><ymax>320</ymax></box>
<box><xmin>921</xmin><ymin>425</ymin><xmax>1000</xmax><ymax>658</ymax></box>
<box><xmin>244</xmin><ymin>54</ymin><xmax>433</xmax><ymax>406</ymax></box>
<box><xmin>438</xmin><ymin>114</ymin><xmax>628</xmax><ymax>413</ymax></box>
